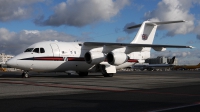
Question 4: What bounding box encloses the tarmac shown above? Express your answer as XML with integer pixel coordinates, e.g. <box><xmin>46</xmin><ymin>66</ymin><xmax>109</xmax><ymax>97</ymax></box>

<box><xmin>0</xmin><ymin>71</ymin><xmax>200</xmax><ymax>112</ymax></box>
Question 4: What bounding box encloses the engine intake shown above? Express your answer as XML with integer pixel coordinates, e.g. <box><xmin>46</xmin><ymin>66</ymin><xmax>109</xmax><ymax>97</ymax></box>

<box><xmin>84</xmin><ymin>52</ymin><xmax>105</xmax><ymax>64</ymax></box>
<box><xmin>106</xmin><ymin>52</ymin><xmax>128</xmax><ymax>65</ymax></box>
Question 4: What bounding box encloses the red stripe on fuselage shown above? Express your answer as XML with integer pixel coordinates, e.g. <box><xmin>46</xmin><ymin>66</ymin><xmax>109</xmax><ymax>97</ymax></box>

<box><xmin>34</xmin><ymin>57</ymin><xmax>64</xmax><ymax>61</ymax></box>
<box><xmin>127</xmin><ymin>59</ymin><xmax>138</xmax><ymax>63</ymax></box>
<box><xmin>67</xmin><ymin>57</ymin><xmax>85</xmax><ymax>61</ymax></box>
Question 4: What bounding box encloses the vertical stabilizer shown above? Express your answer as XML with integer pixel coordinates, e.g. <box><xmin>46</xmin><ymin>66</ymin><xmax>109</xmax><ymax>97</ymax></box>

<box><xmin>128</xmin><ymin>20</ymin><xmax>185</xmax><ymax>46</ymax></box>
<box><xmin>131</xmin><ymin>21</ymin><xmax>157</xmax><ymax>45</ymax></box>
<box><xmin>168</xmin><ymin>56</ymin><xmax>175</xmax><ymax>64</ymax></box>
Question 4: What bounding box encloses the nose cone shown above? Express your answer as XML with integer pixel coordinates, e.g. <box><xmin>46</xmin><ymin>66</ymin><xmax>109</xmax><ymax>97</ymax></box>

<box><xmin>6</xmin><ymin>58</ymin><xmax>17</xmax><ymax>68</ymax></box>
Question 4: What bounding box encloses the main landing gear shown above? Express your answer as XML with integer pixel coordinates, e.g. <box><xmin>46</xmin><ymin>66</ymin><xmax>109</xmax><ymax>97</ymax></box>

<box><xmin>22</xmin><ymin>71</ymin><xmax>29</xmax><ymax>78</ymax></box>
<box><xmin>101</xmin><ymin>65</ymin><xmax>114</xmax><ymax>77</ymax></box>
<box><xmin>78</xmin><ymin>72</ymin><xmax>88</xmax><ymax>77</ymax></box>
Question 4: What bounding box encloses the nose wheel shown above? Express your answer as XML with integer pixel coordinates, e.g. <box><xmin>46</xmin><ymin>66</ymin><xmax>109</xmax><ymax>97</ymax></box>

<box><xmin>22</xmin><ymin>71</ymin><xmax>29</xmax><ymax>78</ymax></box>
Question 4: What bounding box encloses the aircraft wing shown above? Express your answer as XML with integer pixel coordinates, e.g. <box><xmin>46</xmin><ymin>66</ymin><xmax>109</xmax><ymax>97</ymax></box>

<box><xmin>83</xmin><ymin>42</ymin><xmax>193</xmax><ymax>48</ymax></box>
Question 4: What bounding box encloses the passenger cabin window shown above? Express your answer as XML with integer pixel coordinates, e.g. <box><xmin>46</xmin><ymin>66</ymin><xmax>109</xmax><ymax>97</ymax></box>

<box><xmin>40</xmin><ymin>48</ymin><xmax>45</xmax><ymax>53</ymax></box>
<box><xmin>24</xmin><ymin>48</ymin><xmax>34</xmax><ymax>52</ymax></box>
<box><xmin>33</xmin><ymin>48</ymin><xmax>39</xmax><ymax>53</ymax></box>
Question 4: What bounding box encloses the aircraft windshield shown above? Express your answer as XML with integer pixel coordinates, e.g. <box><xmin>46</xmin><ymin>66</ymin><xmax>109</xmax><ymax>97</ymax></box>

<box><xmin>24</xmin><ymin>48</ymin><xmax>34</xmax><ymax>52</ymax></box>
<box><xmin>24</xmin><ymin>48</ymin><xmax>45</xmax><ymax>53</ymax></box>
<box><xmin>33</xmin><ymin>48</ymin><xmax>39</xmax><ymax>53</ymax></box>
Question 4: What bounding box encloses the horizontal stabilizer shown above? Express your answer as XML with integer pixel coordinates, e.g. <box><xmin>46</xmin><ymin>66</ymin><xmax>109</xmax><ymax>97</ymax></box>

<box><xmin>127</xmin><ymin>24</ymin><xmax>142</xmax><ymax>29</ymax></box>
<box><xmin>127</xmin><ymin>20</ymin><xmax>185</xmax><ymax>29</ymax></box>
<box><xmin>152</xmin><ymin>20</ymin><xmax>186</xmax><ymax>25</ymax></box>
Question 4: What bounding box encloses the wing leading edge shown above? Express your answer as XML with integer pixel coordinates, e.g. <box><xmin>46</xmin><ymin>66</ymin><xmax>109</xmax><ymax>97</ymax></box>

<box><xmin>83</xmin><ymin>42</ymin><xmax>193</xmax><ymax>49</ymax></box>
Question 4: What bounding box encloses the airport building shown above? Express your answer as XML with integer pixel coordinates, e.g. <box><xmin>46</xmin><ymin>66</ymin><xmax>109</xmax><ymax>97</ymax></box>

<box><xmin>129</xmin><ymin>56</ymin><xmax>177</xmax><ymax>71</ymax></box>
<box><xmin>145</xmin><ymin>56</ymin><xmax>177</xmax><ymax>64</ymax></box>
<box><xmin>0</xmin><ymin>53</ymin><xmax>14</xmax><ymax>64</ymax></box>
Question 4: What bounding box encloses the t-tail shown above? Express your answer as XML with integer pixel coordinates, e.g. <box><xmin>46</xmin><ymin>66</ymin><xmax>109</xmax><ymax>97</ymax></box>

<box><xmin>128</xmin><ymin>20</ymin><xmax>186</xmax><ymax>51</ymax></box>
<box><xmin>168</xmin><ymin>56</ymin><xmax>175</xmax><ymax>64</ymax></box>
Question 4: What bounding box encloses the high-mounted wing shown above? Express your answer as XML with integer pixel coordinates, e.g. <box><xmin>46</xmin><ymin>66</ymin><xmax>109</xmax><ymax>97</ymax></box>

<box><xmin>83</xmin><ymin>42</ymin><xmax>193</xmax><ymax>53</ymax></box>
<box><xmin>83</xmin><ymin>42</ymin><xmax>193</xmax><ymax>48</ymax></box>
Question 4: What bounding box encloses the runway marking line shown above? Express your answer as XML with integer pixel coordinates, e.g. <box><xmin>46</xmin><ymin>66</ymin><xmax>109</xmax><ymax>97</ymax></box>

<box><xmin>148</xmin><ymin>102</ymin><xmax>200</xmax><ymax>112</ymax></box>
<box><xmin>1</xmin><ymin>80</ymin><xmax>200</xmax><ymax>97</ymax></box>
<box><xmin>128</xmin><ymin>90</ymin><xmax>200</xmax><ymax>97</ymax></box>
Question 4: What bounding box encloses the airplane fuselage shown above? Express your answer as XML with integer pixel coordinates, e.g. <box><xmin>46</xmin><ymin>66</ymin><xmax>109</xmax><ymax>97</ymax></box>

<box><xmin>9</xmin><ymin>41</ymin><xmax>142</xmax><ymax>72</ymax></box>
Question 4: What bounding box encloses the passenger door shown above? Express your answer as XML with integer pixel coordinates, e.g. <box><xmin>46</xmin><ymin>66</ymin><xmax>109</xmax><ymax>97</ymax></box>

<box><xmin>50</xmin><ymin>44</ymin><xmax>60</xmax><ymax>57</ymax></box>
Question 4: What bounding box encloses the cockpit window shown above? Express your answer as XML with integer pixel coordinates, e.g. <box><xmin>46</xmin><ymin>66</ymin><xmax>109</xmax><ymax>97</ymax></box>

<box><xmin>33</xmin><ymin>48</ymin><xmax>39</xmax><ymax>53</ymax></box>
<box><xmin>24</xmin><ymin>48</ymin><xmax>34</xmax><ymax>52</ymax></box>
<box><xmin>24</xmin><ymin>47</ymin><xmax>45</xmax><ymax>53</ymax></box>
<box><xmin>40</xmin><ymin>48</ymin><xmax>45</xmax><ymax>53</ymax></box>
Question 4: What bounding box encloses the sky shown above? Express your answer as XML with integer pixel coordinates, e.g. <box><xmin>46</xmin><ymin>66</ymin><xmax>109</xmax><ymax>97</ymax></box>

<box><xmin>0</xmin><ymin>0</ymin><xmax>200</xmax><ymax>65</ymax></box>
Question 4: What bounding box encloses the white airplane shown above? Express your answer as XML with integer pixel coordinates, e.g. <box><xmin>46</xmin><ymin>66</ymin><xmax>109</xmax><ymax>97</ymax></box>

<box><xmin>133</xmin><ymin>57</ymin><xmax>176</xmax><ymax>71</ymax></box>
<box><xmin>6</xmin><ymin>20</ymin><xmax>193</xmax><ymax>78</ymax></box>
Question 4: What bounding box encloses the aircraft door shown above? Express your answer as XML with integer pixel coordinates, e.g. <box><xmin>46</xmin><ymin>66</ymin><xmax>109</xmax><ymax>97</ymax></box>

<box><xmin>30</xmin><ymin>48</ymin><xmax>39</xmax><ymax>70</ymax></box>
<box><xmin>50</xmin><ymin>44</ymin><xmax>60</xmax><ymax>56</ymax></box>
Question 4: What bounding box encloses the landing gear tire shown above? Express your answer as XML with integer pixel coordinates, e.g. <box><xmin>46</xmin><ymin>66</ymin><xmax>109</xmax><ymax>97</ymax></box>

<box><xmin>22</xmin><ymin>71</ymin><xmax>29</xmax><ymax>78</ymax></box>
<box><xmin>78</xmin><ymin>72</ymin><xmax>88</xmax><ymax>77</ymax></box>
<box><xmin>101</xmin><ymin>65</ymin><xmax>114</xmax><ymax>77</ymax></box>
<box><xmin>102</xmin><ymin>72</ymin><xmax>113</xmax><ymax>77</ymax></box>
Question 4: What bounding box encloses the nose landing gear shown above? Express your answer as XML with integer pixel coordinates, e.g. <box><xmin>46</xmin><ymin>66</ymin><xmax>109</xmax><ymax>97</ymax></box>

<box><xmin>22</xmin><ymin>71</ymin><xmax>29</xmax><ymax>78</ymax></box>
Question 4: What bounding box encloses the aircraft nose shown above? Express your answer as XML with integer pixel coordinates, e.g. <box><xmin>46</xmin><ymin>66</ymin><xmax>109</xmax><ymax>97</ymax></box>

<box><xmin>6</xmin><ymin>58</ymin><xmax>17</xmax><ymax>68</ymax></box>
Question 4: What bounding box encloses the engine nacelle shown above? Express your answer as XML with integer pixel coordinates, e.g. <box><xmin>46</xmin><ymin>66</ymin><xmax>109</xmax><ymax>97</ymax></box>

<box><xmin>106</xmin><ymin>52</ymin><xmax>128</xmax><ymax>65</ymax></box>
<box><xmin>152</xmin><ymin>47</ymin><xmax>166</xmax><ymax>51</ymax></box>
<box><xmin>84</xmin><ymin>52</ymin><xmax>105</xmax><ymax>64</ymax></box>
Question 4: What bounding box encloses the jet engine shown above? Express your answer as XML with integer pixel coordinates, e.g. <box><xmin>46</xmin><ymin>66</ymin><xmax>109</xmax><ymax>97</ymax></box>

<box><xmin>84</xmin><ymin>52</ymin><xmax>105</xmax><ymax>64</ymax></box>
<box><xmin>106</xmin><ymin>52</ymin><xmax>128</xmax><ymax>65</ymax></box>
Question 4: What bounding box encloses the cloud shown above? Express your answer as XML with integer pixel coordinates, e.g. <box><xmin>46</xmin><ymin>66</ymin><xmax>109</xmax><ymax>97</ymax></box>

<box><xmin>34</xmin><ymin>0</ymin><xmax>130</xmax><ymax>27</ymax></box>
<box><xmin>186</xmin><ymin>40</ymin><xmax>200</xmax><ymax>44</ymax></box>
<box><xmin>197</xmin><ymin>35</ymin><xmax>200</xmax><ymax>40</ymax></box>
<box><xmin>194</xmin><ymin>21</ymin><xmax>200</xmax><ymax>40</ymax></box>
<box><xmin>116</xmin><ymin>36</ymin><xmax>130</xmax><ymax>42</ymax></box>
<box><xmin>144</xmin><ymin>0</ymin><xmax>197</xmax><ymax>36</ymax></box>
<box><xmin>0</xmin><ymin>28</ymin><xmax>81</xmax><ymax>55</ymax></box>
<box><xmin>0</xmin><ymin>0</ymin><xmax>46</xmax><ymax>22</ymax></box>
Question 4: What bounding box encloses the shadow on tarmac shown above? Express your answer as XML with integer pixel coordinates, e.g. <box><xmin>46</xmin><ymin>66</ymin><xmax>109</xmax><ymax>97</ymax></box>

<box><xmin>1</xmin><ymin>71</ymin><xmax>200</xmax><ymax>111</ymax></box>
<box><xmin>0</xmin><ymin>92</ymin><xmax>188</xmax><ymax>112</ymax></box>
<box><xmin>0</xmin><ymin>71</ymin><xmax>105</xmax><ymax>78</ymax></box>
<box><xmin>1</xmin><ymin>91</ymin><xmax>200</xmax><ymax>112</ymax></box>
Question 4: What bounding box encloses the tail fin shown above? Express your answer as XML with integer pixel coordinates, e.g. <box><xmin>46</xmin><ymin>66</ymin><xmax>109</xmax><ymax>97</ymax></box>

<box><xmin>128</xmin><ymin>20</ymin><xmax>185</xmax><ymax>45</ymax></box>
<box><xmin>168</xmin><ymin>56</ymin><xmax>175</xmax><ymax>64</ymax></box>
